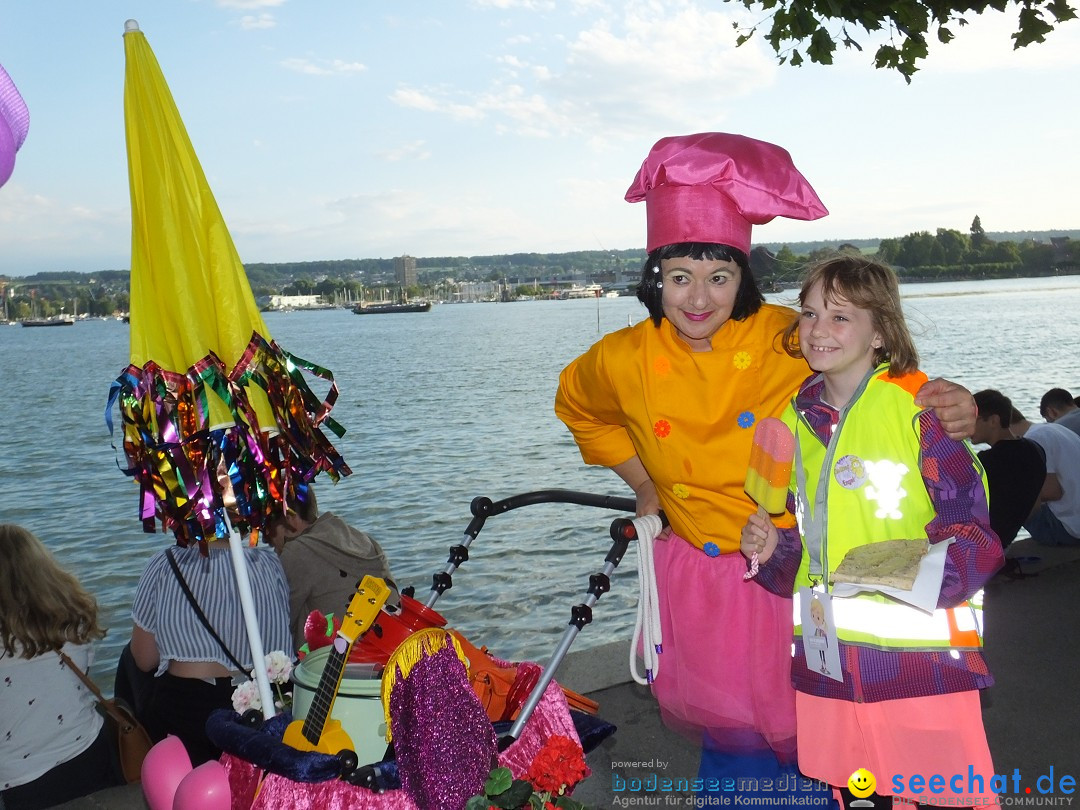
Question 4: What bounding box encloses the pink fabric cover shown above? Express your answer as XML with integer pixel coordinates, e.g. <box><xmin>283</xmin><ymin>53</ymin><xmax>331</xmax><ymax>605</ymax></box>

<box><xmin>624</xmin><ymin>132</ymin><xmax>828</xmax><ymax>254</ymax></box>
<box><xmin>0</xmin><ymin>62</ymin><xmax>30</xmax><ymax>187</ymax></box>
<box><xmin>497</xmin><ymin>677</ymin><xmax>586</xmax><ymax>782</ymax></box>
<box><xmin>250</xmin><ymin>773</ymin><xmax>419</xmax><ymax>810</ymax></box>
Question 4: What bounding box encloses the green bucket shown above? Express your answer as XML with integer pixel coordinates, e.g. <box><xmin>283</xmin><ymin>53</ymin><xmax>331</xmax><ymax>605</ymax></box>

<box><xmin>291</xmin><ymin>646</ymin><xmax>387</xmax><ymax>765</ymax></box>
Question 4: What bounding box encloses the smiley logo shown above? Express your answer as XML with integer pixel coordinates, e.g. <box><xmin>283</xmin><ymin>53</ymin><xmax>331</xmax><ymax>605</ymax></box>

<box><xmin>848</xmin><ymin>768</ymin><xmax>876</xmax><ymax>798</ymax></box>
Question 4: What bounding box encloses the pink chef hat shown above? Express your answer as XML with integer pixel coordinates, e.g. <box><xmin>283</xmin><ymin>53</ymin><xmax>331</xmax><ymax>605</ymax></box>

<box><xmin>625</xmin><ymin>132</ymin><xmax>828</xmax><ymax>255</ymax></box>
<box><xmin>1</xmin><ymin>61</ymin><xmax>30</xmax><ymax>188</ymax></box>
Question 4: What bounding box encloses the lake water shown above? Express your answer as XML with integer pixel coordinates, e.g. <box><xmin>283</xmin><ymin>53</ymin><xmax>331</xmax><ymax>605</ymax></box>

<box><xmin>2</xmin><ymin>275</ymin><xmax>1078</xmax><ymax>686</ymax></box>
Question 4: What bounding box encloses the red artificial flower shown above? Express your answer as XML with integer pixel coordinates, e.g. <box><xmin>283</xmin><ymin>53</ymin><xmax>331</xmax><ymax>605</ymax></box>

<box><xmin>525</xmin><ymin>734</ymin><xmax>588</xmax><ymax>795</ymax></box>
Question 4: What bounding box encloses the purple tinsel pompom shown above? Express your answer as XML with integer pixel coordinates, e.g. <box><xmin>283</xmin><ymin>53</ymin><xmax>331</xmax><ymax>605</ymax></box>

<box><xmin>389</xmin><ymin>645</ymin><xmax>497</xmax><ymax>809</ymax></box>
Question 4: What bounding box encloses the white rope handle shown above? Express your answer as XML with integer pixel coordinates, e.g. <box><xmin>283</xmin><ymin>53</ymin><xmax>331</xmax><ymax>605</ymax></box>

<box><xmin>629</xmin><ymin>514</ymin><xmax>664</xmax><ymax>686</ymax></box>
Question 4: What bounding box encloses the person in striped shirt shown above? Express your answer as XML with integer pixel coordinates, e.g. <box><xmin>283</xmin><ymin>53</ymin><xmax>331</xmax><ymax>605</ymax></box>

<box><xmin>130</xmin><ymin>537</ymin><xmax>292</xmax><ymax>764</ymax></box>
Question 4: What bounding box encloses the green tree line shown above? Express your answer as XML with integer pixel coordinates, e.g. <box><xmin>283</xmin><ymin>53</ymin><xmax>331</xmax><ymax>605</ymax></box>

<box><xmin>3</xmin><ymin>226</ymin><xmax>1077</xmax><ymax>318</ymax></box>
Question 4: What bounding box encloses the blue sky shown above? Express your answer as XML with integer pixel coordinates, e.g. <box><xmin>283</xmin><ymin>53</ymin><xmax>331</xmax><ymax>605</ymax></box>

<box><xmin>1</xmin><ymin>0</ymin><xmax>1078</xmax><ymax>276</ymax></box>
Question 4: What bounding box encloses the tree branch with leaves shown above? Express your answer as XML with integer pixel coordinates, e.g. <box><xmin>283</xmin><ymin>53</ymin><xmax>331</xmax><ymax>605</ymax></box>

<box><xmin>730</xmin><ymin>0</ymin><xmax>1078</xmax><ymax>81</ymax></box>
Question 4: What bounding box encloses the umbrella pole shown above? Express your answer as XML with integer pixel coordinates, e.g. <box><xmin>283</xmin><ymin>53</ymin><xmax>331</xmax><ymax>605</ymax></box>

<box><xmin>224</xmin><ymin>518</ymin><xmax>277</xmax><ymax>718</ymax></box>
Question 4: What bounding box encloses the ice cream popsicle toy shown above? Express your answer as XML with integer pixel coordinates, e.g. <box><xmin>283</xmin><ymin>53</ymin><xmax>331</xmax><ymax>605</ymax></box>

<box><xmin>743</xmin><ymin>417</ymin><xmax>796</xmax><ymax>579</ymax></box>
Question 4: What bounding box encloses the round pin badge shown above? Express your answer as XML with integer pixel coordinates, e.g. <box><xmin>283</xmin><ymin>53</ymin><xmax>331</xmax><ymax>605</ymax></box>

<box><xmin>834</xmin><ymin>454</ymin><xmax>867</xmax><ymax>489</ymax></box>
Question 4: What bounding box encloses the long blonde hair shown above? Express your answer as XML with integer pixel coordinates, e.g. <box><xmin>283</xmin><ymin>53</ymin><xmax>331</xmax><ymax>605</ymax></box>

<box><xmin>0</xmin><ymin>524</ymin><xmax>105</xmax><ymax>658</ymax></box>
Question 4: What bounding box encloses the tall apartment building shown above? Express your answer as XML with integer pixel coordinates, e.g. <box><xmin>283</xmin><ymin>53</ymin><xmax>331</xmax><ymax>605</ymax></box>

<box><xmin>394</xmin><ymin>255</ymin><xmax>417</xmax><ymax>288</ymax></box>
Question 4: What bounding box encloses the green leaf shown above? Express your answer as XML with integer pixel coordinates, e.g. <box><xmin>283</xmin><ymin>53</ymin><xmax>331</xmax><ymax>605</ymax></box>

<box><xmin>893</xmin><ymin>2</ymin><xmax>930</xmax><ymax>35</ymax></box>
<box><xmin>901</xmin><ymin>32</ymin><xmax>929</xmax><ymax>61</ymax></box>
<box><xmin>485</xmin><ymin>767</ymin><xmax>514</xmax><ymax>796</ymax></box>
<box><xmin>1046</xmin><ymin>0</ymin><xmax>1078</xmax><ymax>22</ymax></box>
<box><xmin>789</xmin><ymin>2</ymin><xmax>819</xmax><ymax>37</ymax></box>
<box><xmin>465</xmin><ymin>798</ymin><xmax>492</xmax><ymax>810</ymax></box>
<box><xmin>497</xmin><ymin>780</ymin><xmax>535</xmax><ymax>808</ymax></box>
<box><xmin>873</xmin><ymin>43</ymin><xmax>900</xmax><ymax>69</ymax></box>
<box><xmin>937</xmin><ymin>25</ymin><xmax>954</xmax><ymax>43</ymax></box>
<box><xmin>808</xmin><ymin>27</ymin><xmax>836</xmax><ymax>64</ymax></box>
<box><xmin>1014</xmin><ymin>7</ymin><xmax>1055</xmax><ymax>46</ymax></box>
<box><xmin>790</xmin><ymin>48</ymin><xmax>804</xmax><ymax>66</ymax></box>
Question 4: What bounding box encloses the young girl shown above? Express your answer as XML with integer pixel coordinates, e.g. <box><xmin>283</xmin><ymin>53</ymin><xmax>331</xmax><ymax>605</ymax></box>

<box><xmin>740</xmin><ymin>256</ymin><xmax>1004</xmax><ymax>807</ymax></box>
<box><xmin>0</xmin><ymin>525</ymin><xmax>124</xmax><ymax>809</ymax></box>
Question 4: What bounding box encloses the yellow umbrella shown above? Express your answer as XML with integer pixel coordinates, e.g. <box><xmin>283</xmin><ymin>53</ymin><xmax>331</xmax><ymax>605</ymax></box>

<box><xmin>109</xmin><ymin>20</ymin><xmax>350</xmax><ymax>547</ymax></box>
<box><xmin>107</xmin><ymin>20</ymin><xmax>352</xmax><ymax>715</ymax></box>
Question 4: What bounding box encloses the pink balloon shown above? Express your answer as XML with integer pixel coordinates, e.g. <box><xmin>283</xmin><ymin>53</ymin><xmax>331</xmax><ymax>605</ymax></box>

<box><xmin>172</xmin><ymin>760</ymin><xmax>231</xmax><ymax>810</ymax></box>
<box><xmin>141</xmin><ymin>736</ymin><xmax>193</xmax><ymax>810</ymax></box>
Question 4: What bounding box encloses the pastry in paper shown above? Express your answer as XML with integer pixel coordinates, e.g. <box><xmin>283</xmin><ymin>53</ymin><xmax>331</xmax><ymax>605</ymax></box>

<box><xmin>831</xmin><ymin>539</ymin><xmax>929</xmax><ymax>591</ymax></box>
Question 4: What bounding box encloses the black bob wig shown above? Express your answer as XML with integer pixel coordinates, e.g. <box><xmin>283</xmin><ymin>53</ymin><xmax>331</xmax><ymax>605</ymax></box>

<box><xmin>634</xmin><ymin>242</ymin><xmax>763</xmax><ymax>326</ymax></box>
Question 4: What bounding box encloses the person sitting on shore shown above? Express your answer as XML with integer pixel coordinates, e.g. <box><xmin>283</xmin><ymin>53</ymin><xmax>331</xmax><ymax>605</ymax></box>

<box><xmin>264</xmin><ymin>485</ymin><xmax>399</xmax><ymax>645</ymax></box>
<box><xmin>1</xmin><ymin>525</ymin><xmax>124</xmax><ymax>810</ymax></box>
<box><xmin>972</xmin><ymin>390</ymin><xmax>1052</xmax><ymax>551</ymax></box>
<box><xmin>1010</xmin><ymin>406</ymin><xmax>1080</xmax><ymax>547</ymax></box>
<box><xmin>1039</xmin><ymin>387</ymin><xmax>1080</xmax><ymax>438</ymax></box>
<box><xmin>130</xmin><ymin>535</ymin><xmax>292</xmax><ymax>765</ymax></box>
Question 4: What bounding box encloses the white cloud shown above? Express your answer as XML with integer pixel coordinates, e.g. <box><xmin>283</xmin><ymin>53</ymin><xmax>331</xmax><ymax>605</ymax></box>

<box><xmin>217</xmin><ymin>0</ymin><xmax>286</xmax><ymax>9</ymax></box>
<box><xmin>470</xmin><ymin>0</ymin><xmax>556</xmax><ymax>10</ymax></box>
<box><xmin>389</xmin><ymin>88</ymin><xmax>485</xmax><ymax>121</ymax></box>
<box><xmin>0</xmin><ymin>187</ymin><xmax>130</xmax><ymax>273</ymax></box>
<box><xmin>377</xmin><ymin>141</ymin><xmax>432</xmax><ymax>162</ymax></box>
<box><xmin>239</xmin><ymin>14</ymin><xmax>277</xmax><ymax>30</ymax></box>
<box><xmin>385</xmin><ymin>1</ymin><xmax>776</xmax><ymax>140</ymax></box>
<box><xmin>280</xmin><ymin>58</ymin><xmax>367</xmax><ymax>76</ymax></box>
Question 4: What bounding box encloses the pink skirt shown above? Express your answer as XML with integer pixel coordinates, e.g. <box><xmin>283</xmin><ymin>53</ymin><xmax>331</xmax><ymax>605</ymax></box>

<box><xmin>797</xmin><ymin>690</ymin><xmax>1000</xmax><ymax>807</ymax></box>
<box><xmin>649</xmin><ymin>532</ymin><xmax>797</xmax><ymax>762</ymax></box>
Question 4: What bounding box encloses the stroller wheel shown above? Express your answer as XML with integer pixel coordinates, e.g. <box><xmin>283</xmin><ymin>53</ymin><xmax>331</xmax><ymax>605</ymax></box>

<box><xmin>337</xmin><ymin>748</ymin><xmax>359</xmax><ymax>776</ymax></box>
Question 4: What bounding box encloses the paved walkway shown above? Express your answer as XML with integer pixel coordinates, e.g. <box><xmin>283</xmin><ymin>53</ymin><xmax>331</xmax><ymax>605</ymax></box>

<box><xmin>54</xmin><ymin>538</ymin><xmax>1080</xmax><ymax>808</ymax></box>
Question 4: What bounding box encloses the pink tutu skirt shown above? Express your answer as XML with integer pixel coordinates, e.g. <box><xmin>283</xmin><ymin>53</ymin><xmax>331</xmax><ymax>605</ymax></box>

<box><xmin>648</xmin><ymin>532</ymin><xmax>797</xmax><ymax>763</ymax></box>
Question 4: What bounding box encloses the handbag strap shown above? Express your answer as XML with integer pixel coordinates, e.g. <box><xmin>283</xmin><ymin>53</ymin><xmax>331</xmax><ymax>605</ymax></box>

<box><xmin>165</xmin><ymin>547</ymin><xmax>252</xmax><ymax>677</ymax></box>
<box><xmin>57</xmin><ymin>650</ymin><xmax>133</xmax><ymax>728</ymax></box>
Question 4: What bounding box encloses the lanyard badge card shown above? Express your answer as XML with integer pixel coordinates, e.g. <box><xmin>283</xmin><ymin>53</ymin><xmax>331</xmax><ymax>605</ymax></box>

<box><xmin>800</xmin><ymin>586</ymin><xmax>843</xmax><ymax>683</ymax></box>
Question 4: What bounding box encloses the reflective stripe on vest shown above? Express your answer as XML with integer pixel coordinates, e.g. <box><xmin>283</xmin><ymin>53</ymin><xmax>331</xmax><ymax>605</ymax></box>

<box><xmin>794</xmin><ymin>589</ymin><xmax>985</xmax><ymax>652</ymax></box>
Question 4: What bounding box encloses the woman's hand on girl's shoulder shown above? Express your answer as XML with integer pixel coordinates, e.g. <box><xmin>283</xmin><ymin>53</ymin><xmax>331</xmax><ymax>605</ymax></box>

<box><xmin>914</xmin><ymin>377</ymin><xmax>976</xmax><ymax>441</ymax></box>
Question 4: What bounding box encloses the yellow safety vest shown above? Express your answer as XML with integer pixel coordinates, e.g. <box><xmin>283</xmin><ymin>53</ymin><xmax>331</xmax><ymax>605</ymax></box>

<box><xmin>785</xmin><ymin>365</ymin><xmax>987</xmax><ymax>652</ymax></box>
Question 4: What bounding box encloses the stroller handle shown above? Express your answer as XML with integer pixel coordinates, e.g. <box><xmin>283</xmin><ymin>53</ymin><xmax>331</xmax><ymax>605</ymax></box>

<box><xmin>469</xmin><ymin>489</ymin><xmax>636</xmax><ymax>534</ymax></box>
<box><xmin>427</xmin><ymin>489</ymin><xmax>638</xmax><ymax>608</ymax></box>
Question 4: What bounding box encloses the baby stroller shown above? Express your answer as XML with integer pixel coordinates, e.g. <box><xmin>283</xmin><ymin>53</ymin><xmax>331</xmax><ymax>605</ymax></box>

<box><xmin>198</xmin><ymin>488</ymin><xmax>658</xmax><ymax>810</ymax></box>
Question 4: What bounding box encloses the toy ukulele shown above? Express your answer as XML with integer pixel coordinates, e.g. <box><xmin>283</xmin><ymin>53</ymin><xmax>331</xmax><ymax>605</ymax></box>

<box><xmin>283</xmin><ymin>575</ymin><xmax>391</xmax><ymax>754</ymax></box>
<box><xmin>743</xmin><ymin>417</ymin><xmax>796</xmax><ymax>580</ymax></box>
